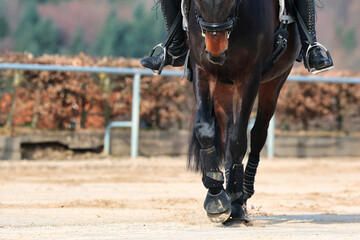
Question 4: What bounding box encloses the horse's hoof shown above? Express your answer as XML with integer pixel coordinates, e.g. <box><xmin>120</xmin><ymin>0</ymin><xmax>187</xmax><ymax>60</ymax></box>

<box><xmin>207</xmin><ymin>209</ymin><xmax>231</xmax><ymax>223</ymax></box>
<box><xmin>230</xmin><ymin>202</ymin><xmax>249</xmax><ymax>223</ymax></box>
<box><xmin>204</xmin><ymin>189</ymin><xmax>231</xmax><ymax>223</ymax></box>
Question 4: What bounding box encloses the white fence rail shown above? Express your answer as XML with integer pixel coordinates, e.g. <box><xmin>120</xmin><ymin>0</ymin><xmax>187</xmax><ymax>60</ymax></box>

<box><xmin>1</xmin><ymin>63</ymin><xmax>359</xmax><ymax>158</ymax></box>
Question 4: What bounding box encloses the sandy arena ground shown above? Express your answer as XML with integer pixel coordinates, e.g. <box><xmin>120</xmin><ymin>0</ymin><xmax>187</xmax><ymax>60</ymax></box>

<box><xmin>0</xmin><ymin>156</ymin><xmax>360</xmax><ymax>240</ymax></box>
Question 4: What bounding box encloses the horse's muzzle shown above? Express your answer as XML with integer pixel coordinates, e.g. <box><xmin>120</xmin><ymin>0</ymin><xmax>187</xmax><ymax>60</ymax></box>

<box><xmin>204</xmin><ymin>31</ymin><xmax>229</xmax><ymax>65</ymax></box>
<box><xmin>205</xmin><ymin>50</ymin><xmax>228</xmax><ymax>65</ymax></box>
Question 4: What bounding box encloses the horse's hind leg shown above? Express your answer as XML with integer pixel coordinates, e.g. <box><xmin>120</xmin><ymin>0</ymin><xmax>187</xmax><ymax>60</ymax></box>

<box><xmin>244</xmin><ymin>71</ymin><xmax>290</xmax><ymax>203</ymax></box>
<box><xmin>193</xmin><ymin>69</ymin><xmax>231</xmax><ymax>223</ymax></box>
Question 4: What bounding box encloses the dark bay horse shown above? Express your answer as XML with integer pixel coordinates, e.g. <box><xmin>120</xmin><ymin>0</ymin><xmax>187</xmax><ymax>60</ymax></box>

<box><xmin>186</xmin><ymin>0</ymin><xmax>300</xmax><ymax>223</ymax></box>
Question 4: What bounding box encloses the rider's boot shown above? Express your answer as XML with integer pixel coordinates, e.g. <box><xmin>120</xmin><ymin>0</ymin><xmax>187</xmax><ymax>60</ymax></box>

<box><xmin>140</xmin><ymin>0</ymin><xmax>187</xmax><ymax>72</ymax></box>
<box><xmin>295</xmin><ymin>0</ymin><xmax>333</xmax><ymax>73</ymax></box>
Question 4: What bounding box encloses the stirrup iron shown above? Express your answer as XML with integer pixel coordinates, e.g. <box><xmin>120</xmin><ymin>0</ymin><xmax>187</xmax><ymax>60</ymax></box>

<box><xmin>305</xmin><ymin>42</ymin><xmax>334</xmax><ymax>74</ymax></box>
<box><xmin>148</xmin><ymin>43</ymin><xmax>167</xmax><ymax>75</ymax></box>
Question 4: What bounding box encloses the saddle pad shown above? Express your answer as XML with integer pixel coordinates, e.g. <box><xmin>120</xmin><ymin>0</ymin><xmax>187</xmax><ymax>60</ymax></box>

<box><xmin>181</xmin><ymin>0</ymin><xmax>190</xmax><ymax>31</ymax></box>
<box><xmin>279</xmin><ymin>0</ymin><xmax>295</xmax><ymax>23</ymax></box>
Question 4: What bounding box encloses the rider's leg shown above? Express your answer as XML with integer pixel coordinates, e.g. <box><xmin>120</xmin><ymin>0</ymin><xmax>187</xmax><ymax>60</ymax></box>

<box><xmin>140</xmin><ymin>0</ymin><xmax>186</xmax><ymax>71</ymax></box>
<box><xmin>295</xmin><ymin>0</ymin><xmax>333</xmax><ymax>72</ymax></box>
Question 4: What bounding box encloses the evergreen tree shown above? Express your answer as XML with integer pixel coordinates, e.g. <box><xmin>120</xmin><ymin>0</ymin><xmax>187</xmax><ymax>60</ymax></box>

<box><xmin>0</xmin><ymin>14</ymin><xmax>9</xmax><ymax>40</ymax></box>
<box><xmin>91</xmin><ymin>10</ymin><xmax>130</xmax><ymax>57</ymax></box>
<box><xmin>336</xmin><ymin>26</ymin><xmax>357</xmax><ymax>52</ymax></box>
<box><xmin>14</xmin><ymin>2</ymin><xmax>61</xmax><ymax>56</ymax></box>
<box><xmin>14</xmin><ymin>2</ymin><xmax>39</xmax><ymax>52</ymax></box>
<box><xmin>68</xmin><ymin>27</ymin><xmax>85</xmax><ymax>55</ymax></box>
<box><xmin>91</xmin><ymin>5</ymin><xmax>165</xmax><ymax>58</ymax></box>
<box><xmin>123</xmin><ymin>5</ymin><xmax>165</xmax><ymax>58</ymax></box>
<box><xmin>34</xmin><ymin>18</ymin><xmax>61</xmax><ymax>55</ymax></box>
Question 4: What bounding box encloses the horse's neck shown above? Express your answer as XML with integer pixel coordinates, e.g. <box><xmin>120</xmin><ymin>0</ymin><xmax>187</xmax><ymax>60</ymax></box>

<box><xmin>182</xmin><ymin>0</ymin><xmax>290</xmax><ymax>31</ymax></box>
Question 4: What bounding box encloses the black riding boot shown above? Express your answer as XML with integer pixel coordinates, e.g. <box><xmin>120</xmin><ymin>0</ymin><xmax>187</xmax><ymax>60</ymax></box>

<box><xmin>295</xmin><ymin>0</ymin><xmax>333</xmax><ymax>73</ymax></box>
<box><xmin>140</xmin><ymin>0</ymin><xmax>187</xmax><ymax>73</ymax></box>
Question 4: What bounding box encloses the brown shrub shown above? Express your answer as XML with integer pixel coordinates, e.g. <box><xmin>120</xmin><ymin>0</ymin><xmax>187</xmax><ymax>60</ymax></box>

<box><xmin>0</xmin><ymin>53</ymin><xmax>185</xmax><ymax>130</ymax></box>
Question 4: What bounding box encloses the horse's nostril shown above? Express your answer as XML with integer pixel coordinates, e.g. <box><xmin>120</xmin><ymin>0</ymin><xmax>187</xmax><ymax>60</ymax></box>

<box><xmin>220</xmin><ymin>50</ymin><xmax>228</xmax><ymax>58</ymax></box>
<box><xmin>205</xmin><ymin>50</ymin><xmax>227</xmax><ymax>65</ymax></box>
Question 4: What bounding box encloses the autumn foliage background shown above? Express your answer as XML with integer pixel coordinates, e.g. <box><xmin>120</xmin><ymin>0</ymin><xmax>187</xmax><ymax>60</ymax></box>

<box><xmin>0</xmin><ymin>53</ymin><xmax>359</xmax><ymax>134</ymax></box>
<box><xmin>0</xmin><ymin>1</ymin><xmax>360</xmax><ymax>134</ymax></box>
<box><xmin>0</xmin><ymin>53</ymin><xmax>186</xmax><ymax>131</ymax></box>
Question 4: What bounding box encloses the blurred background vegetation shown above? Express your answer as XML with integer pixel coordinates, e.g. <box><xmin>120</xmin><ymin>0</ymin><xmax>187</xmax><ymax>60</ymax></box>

<box><xmin>0</xmin><ymin>0</ymin><xmax>359</xmax><ymax>133</ymax></box>
<box><xmin>0</xmin><ymin>0</ymin><xmax>165</xmax><ymax>58</ymax></box>
<box><xmin>0</xmin><ymin>0</ymin><xmax>358</xmax><ymax>70</ymax></box>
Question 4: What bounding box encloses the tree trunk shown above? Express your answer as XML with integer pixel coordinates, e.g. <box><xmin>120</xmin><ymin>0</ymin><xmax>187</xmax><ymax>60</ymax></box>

<box><xmin>31</xmin><ymin>82</ymin><xmax>42</xmax><ymax>128</ymax></box>
<box><xmin>6</xmin><ymin>71</ymin><xmax>21</xmax><ymax>136</ymax></box>
<box><xmin>335</xmin><ymin>94</ymin><xmax>343</xmax><ymax>131</ymax></box>
<box><xmin>102</xmin><ymin>76</ymin><xmax>111</xmax><ymax>126</ymax></box>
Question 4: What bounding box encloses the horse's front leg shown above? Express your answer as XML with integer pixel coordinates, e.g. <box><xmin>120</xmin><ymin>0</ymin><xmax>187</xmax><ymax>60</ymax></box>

<box><xmin>225</xmin><ymin>73</ymin><xmax>261</xmax><ymax>222</ymax></box>
<box><xmin>194</xmin><ymin>68</ymin><xmax>231</xmax><ymax>223</ymax></box>
<box><xmin>244</xmin><ymin>71</ymin><xmax>289</xmax><ymax>203</ymax></box>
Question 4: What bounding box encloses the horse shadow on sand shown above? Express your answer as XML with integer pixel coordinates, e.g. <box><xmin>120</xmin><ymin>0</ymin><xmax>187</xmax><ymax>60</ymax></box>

<box><xmin>222</xmin><ymin>214</ymin><xmax>360</xmax><ymax>227</ymax></box>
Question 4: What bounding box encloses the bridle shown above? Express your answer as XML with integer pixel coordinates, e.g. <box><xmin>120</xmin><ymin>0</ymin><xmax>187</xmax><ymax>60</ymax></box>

<box><xmin>196</xmin><ymin>0</ymin><xmax>242</xmax><ymax>38</ymax></box>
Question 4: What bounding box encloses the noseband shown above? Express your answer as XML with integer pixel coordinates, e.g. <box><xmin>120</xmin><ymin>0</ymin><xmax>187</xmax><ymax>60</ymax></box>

<box><xmin>198</xmin><ymin>18</ymin><xmax>235</xmax><ymax>35</ymax></box>
<box><xmin>196</xmin><ymin>0</ymin><xmax>242</xmax><ymax>38</ymax></box>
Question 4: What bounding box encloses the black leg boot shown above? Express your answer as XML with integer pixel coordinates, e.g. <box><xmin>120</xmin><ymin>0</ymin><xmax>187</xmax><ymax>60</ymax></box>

<box><xmin>140</xmin><ymin>0</ymin><xmax>187</xmax><ymax>73</ymax></box>
<box><xmin>201</xmin><ymin>146</ymin><xmax>231</xmax><ymax>223</ymax></box>
<box><xmin>243</xmin><ymin>154</ymin><xmax>260</xmax><ymax>202</ymax></box>
<box><xmin>295</xmin><ymin>0</ymin><xmax>333</xmax><ymax>73</ymax></box>
<box><xmin>226</xmin><ymin>163</ymin><xmax>249</xmax><ymax>222</ymax></box>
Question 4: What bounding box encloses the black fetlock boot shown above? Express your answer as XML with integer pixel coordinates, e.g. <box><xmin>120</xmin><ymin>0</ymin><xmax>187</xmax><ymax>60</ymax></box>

<box><xmin>201</xmin><ymin>146</ymin><xmax>231</xmax><ymax>223</ymax></box>
<box><xmin>295</xmin><ymin>0</ymin><xmax>333</xmax><ymax>74</ymax></box>
<box><xmin>243</xmin><ymin>154</ymin><xmax>260</xmax><ymax>202</ymax></box>
<box><xmin>140</xmin><ymin>0</ymin><xmax>187</xmax><ymax>74</ymax></box>
<box><xmin>226</xmin><ymin>163</ymin><xmax>249</xmax><ymax>222</ymax></box>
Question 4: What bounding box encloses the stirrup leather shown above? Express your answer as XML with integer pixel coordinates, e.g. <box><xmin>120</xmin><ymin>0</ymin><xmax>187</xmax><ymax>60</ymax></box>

<box><xmin>305</xmin><ymin>42</ymin><xmax>334</xmax><ymax>74</ymax></box>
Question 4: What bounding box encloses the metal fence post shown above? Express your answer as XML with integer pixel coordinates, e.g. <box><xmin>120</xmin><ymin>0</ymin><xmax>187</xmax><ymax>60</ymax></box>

<box><xmin>104</xmin><ymin>124</ymin><xmax>111</xmax><ymax>155</ymax></box>
<box><xmin>131</xmin><ymin>73</ymin><xmax>141</xmax><ymax>158</ymax></box>
<box><xmin>267</xmin><ymin>115</ymin><xmax>275</xmax><ymax>158</ymax></box>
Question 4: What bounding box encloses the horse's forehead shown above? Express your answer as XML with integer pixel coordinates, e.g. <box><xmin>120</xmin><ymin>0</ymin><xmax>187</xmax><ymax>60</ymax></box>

<box><xmin>197</xmin><ymin>0</ymin><xmax>235</xmax><ymax>18</ymax></box>
<box><xmin>197</xmin><ymin>0</ymin><xmax>234</xmax><ymax>9</ymax></box>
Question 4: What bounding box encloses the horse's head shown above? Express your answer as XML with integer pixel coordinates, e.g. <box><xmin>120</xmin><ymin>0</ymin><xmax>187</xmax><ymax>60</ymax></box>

<box><xmin>194</xmin><ymin>0</ymin><xmax>239</xmax><ymax>65</ymax></box>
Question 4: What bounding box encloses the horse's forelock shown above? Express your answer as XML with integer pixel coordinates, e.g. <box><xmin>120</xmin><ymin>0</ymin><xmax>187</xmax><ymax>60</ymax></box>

<box><xmin>196</xmin><ymin>0</ymin><xmax>236</xmax><ymax>22</ymax></box>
